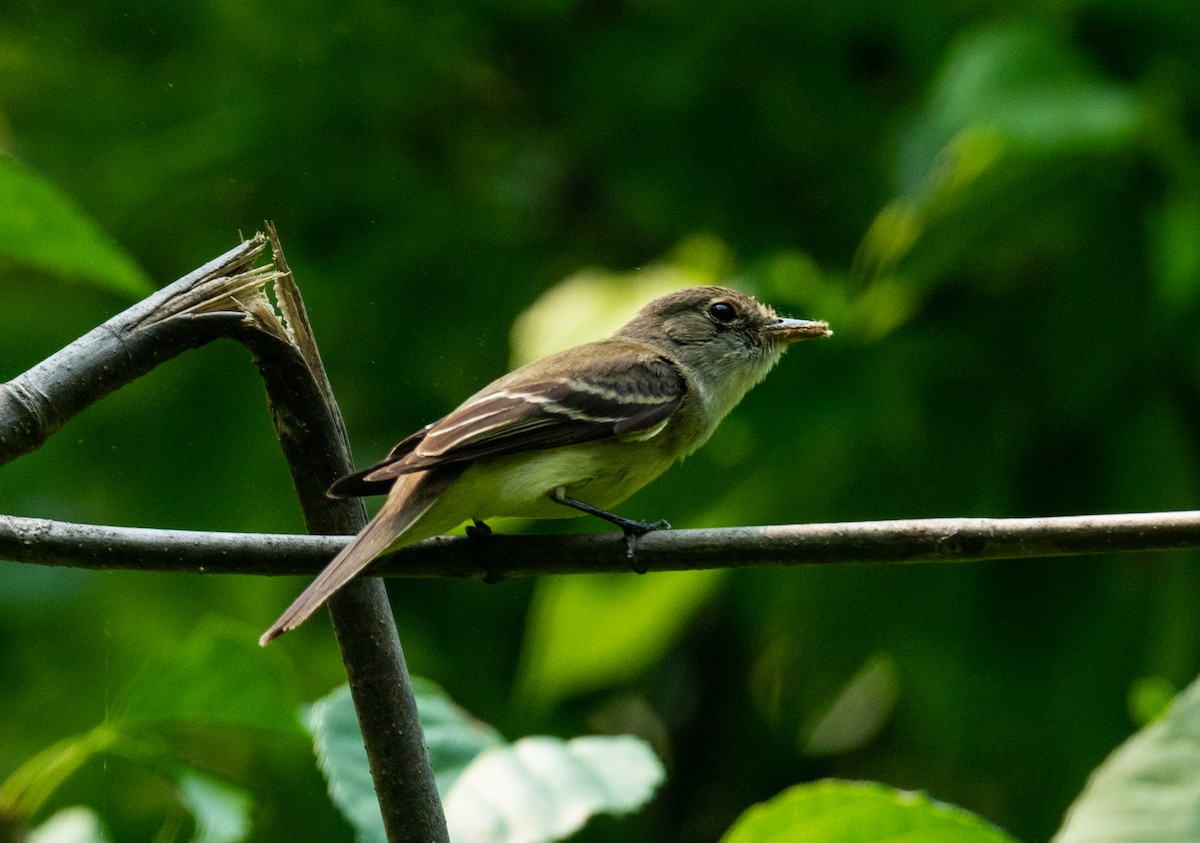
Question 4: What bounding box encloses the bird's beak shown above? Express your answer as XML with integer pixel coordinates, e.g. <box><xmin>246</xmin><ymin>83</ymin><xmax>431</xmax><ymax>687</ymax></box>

<box><xmin>763</xmin><ymin>317</ymin><xmax>832</xmax><ymax>345</ymax></box>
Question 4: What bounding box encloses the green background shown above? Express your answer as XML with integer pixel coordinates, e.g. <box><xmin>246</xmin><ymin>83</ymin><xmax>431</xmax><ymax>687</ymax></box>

<box><xmin>2</xmin><ymin>1</ymin><xmax>1200</xmax><ymax>840</ymax></box>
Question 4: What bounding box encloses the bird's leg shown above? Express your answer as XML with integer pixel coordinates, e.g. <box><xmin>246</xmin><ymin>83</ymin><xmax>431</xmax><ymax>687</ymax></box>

<box><xmin>465</xmin><ymin>518</ymin><xmax>493</xmax><ymax>540</ymax></box>
<box><xmin>547</xmin><ymin>487</ymin><xmax>670</xmax><ymax>569</ymax></box>
<box><xmin>547</xmin><ymin>487</ymin><xmax>671</xmax><ymax>535</ymax></box>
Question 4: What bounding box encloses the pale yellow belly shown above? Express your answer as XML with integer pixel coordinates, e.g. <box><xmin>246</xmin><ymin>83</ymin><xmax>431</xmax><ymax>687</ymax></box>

<box><xmin>427</xmin><ymin>439</ymin><xmax>676</xmax><ymax>525</ymax></box>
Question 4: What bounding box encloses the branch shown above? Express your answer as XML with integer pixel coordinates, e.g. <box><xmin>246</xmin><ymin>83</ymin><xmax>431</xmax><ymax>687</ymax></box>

<box><xmin>247</xmin><ymin>226</ymin><xmax>448</xmax><ymax>843</ymax></box>
<box><xmin>3</xmin><ymin>510</ymin><xmax>1198</xmax><ymax>577</ymax></box>
<box><xmin>0</xmin><ymin>229</ymin><xmax>448</xmax><ymax>843</ymax></box>
<box><xmin>0</xmin><ymin>237</ymin><xmax>270</xmax><ymax>465</ymax></box>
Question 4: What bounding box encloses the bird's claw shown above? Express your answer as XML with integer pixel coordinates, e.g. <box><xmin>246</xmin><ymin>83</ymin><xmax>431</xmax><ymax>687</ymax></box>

<box><xmin>620</xmin><ymin>518</ymin><xmax>671</xmax><ymax>571</ymax></box>
<box><xmin>467</xmin><ymin>520</ymin><xmax>502</xmax><ymax>582</ymax></box>
<box><xmin>466</xmin><ymin>519</ymin><xmax>493</xmax><ymax>540</ymax></box>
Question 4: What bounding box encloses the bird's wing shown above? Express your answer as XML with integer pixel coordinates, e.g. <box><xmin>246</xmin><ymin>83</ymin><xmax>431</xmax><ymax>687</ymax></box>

<box><xmin>327</xmin><ymin>424</ymin><xmax>435</xmax><ymax>497</ymax></box>
<box><xmin>328</xmin><ymin>345</ymin><xmax>686</xmax><ymax>497</ymax></box>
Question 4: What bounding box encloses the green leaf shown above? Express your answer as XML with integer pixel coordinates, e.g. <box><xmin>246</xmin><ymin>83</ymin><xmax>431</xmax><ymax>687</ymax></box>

<box><xmin>304</xmin><ymin>678</ymin><xmax>504</xmax><ymax>843</ymax></box>
<box><xmin>0</xmin><ymin>727</ymin><xmax>121</xmax><ymax>820</ymax></box>
<box><xmin>303</xmin><ymin>685</ymin><xmax>387</xmax><ymax>843</ymax></box>
<box><xmin>305</xmin><ymin>681</ymin><xmax>664</xmax><ymax>843</ymax></box>
<box><xmin>856</xmin><ymin>24</ymin><xmax>1147</xmax><ymax>286</ymax></box>
<box><xmin>26</xmin><ymin>807</ymin><xmax>112</xmax><ymax>843</ymax></box>
<box><xmin>0</xmin><ymin>154</ymin><xmax>152</xmax><ymax>296</ymax></box>
<box><xmin>1</xmin><ymin>729</ymin><xmax>255</xmax><ymax>843</ymax></box>
<box><xmin>304</xmin><ymin>678</ymin><xmax>504</xmax><ymax>842</ymax></box>
<box><xmin>518</xmin><ymin>569</ymin><xmax>725</xmax><ymax>707</ymax></box>
<box><xmin>720</xmin><ymin>780</ymin><xmax>1020</xmax><ymax>843</ymax></box>
<box><xmin>5</xmin><ymin>622</ymin><xmax>271</xmax><ymax>840</ymax></box>
<box><xmin>119</xmin><ymin>617</ymin><xmax>299</xmax><ymax>732</ymax></box>
<box><xmin>1128</xmin><ymin>676</ymin><xmax>1178</xmax><ymax>728</ymax></box>
<box><xmin>910</xmin><ymin>24</ymin><xmax>1144</xmax><ymax>172</ymax></box>
<box><xmin>443</xmin><ymin>735</ymin><xmax>664</xmax><ymax>843</ymax></box>
<box><xmin>413</xmin><ymin>678</ymin><xmax>506</xmax><ymax>795</ymax></box>
<box><xmin>1054</xmin><ymin>674</ymin><xmax>1200</xmax><ymax>842</ymax></box>
<box><xmin>176</xmin><ymin>771</ymin><xmax>252</xmax><ymax>843</ymax></box>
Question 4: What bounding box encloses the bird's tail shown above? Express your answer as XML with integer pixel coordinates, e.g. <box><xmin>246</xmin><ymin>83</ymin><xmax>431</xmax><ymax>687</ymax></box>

<box><xmin>258</xmin><ymin>470</ymin><xmax>453</xmax><ymax>646</ymax></box>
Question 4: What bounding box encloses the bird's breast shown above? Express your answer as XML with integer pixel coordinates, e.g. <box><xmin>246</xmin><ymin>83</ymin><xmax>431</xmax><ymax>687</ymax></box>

<box><xmin>449</xmin><ymin>439</ymin><xmax>677</xmax><ymax>520</ymax></box>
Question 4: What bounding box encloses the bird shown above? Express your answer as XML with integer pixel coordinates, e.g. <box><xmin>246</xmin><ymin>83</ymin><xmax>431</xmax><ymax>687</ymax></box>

<box><xmin>260</xmin><ymin>285</ymin><xmax>830</xmax><ymax>644</ymax></box>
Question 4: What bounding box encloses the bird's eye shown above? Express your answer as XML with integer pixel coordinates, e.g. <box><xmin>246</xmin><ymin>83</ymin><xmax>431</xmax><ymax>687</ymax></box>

<box><xmin>708</xmin><ymin>301</ymin><xmax>737</xmax><ymax>324</ymax></box>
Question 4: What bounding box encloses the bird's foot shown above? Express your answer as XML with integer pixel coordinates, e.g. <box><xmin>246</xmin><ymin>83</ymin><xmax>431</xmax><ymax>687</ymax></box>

<box><xmin>544</xmin><ymin>488</ymin><xmax>670</xmax><ymax>572</ymax></box>
<box><xmin>619</xmin><ymin>518</ymin><xmax>671</xmax><ymax>572</ymax></box>
<box><xmin>466</xmin><ymin>518</ymin><xmax>493</xmax><ymax>540</ymax></box>
<box><xmin>465</xmin><ymin>519</ymin><xmax>504</xmax><ymax>583</ymax></box>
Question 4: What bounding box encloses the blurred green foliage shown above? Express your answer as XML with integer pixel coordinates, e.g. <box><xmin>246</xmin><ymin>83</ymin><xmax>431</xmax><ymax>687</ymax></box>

<box><xmin>0</xmin><ymin>156</ymin><xmax>151</xmax><ymax>296</ymax></box>
<box><xmin>3</xmin><ymin>0</ymin><xmax>1200</xmax><ymax>840</ymax></box>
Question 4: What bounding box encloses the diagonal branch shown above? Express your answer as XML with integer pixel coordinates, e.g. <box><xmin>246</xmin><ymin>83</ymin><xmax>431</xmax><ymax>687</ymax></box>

<box><xmin>0</xmin><ymin>236</ymin><xmax>271</xmax><ymax>465</ymax></box>
<box><xmin>2</xmin><ymin>510</ymin><xmax>1198</xmax><ymax>577</ymax></box>
<box><xmin>247</xmin><ymin>225</ymin><xmax>447</xmax><ymax>843</ymax></box>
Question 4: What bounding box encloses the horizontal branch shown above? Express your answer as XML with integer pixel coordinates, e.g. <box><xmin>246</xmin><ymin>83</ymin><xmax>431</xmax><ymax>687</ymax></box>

<box><xmin>3</xmin><ymin>510</ymin><xmax>1198</xmax><ymax>579</ymax></box>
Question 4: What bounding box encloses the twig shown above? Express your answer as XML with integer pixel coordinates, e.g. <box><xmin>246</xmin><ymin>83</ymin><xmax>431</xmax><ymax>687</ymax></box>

<box><xmin>3</xmin><ymin>510</ymin><xmax>1198</xmax><ymax>577</ymax></box>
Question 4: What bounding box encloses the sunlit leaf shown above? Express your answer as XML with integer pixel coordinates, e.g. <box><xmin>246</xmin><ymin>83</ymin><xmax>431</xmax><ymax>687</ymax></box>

<box><xmin>1054</xmin><ymin>674</ymin><xmax>1200</xmax><ymax>842</ymax></box>
<box><xmin>304</xmin><ymin>679</ymin><xmax>503</xmax><ymax>843</ymax></box>
<box><xmin>26</xmin><ymin>807</ymin><xmax>111</xmax><ymax>843</ymax></box>
<box><xmin>0</xmin><ymin>154</ymin><xmax>152</xmax><ymax>296</ymax></box>
<box><xmin>305</xmin><ymin>681</ymin><xmax>663</xmax><ymax>843</ymax></box>
<box><xmin>517</xmin><ymin>570</ymin><xmax>725</xmax><ymax>708</ymax></box>
<box><xmin>444</xmin><ymin>735</ymin><xmax>664</xmax><ymax>843</ymax></box>
<box><xmin>304</xmin><ymin>676</ymin><xmax>506</xmax><ymax>843</ymax></box>
<box><xmin>176</xmin><ymin>772</ymin><xmax>252</xmax><ymax>843</ymax></box>
<box><xmin>0</xmin><ymin>727</ymin><xmax>120</xmax><ymax>820</ymax></box>
<box><xmin>720</xmin><ymin>780</ymin><xmax>1020</xmax><ymax>843</ymax></box>
<box><xmin>414</xmin><ymin>678</ymin><xmax>506</xmax><ymax>795</ymax></box>
<box><xmin>508</xmin><ymin>234</ymin><xmax>734</xmax><ymax>366</ymax></box>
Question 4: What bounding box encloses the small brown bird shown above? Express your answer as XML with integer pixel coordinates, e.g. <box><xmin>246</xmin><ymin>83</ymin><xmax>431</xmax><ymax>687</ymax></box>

<box><xmin>261</xmin><ymin>286</ymin><xmax>830</xmax><ymax>644</ymax></box>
